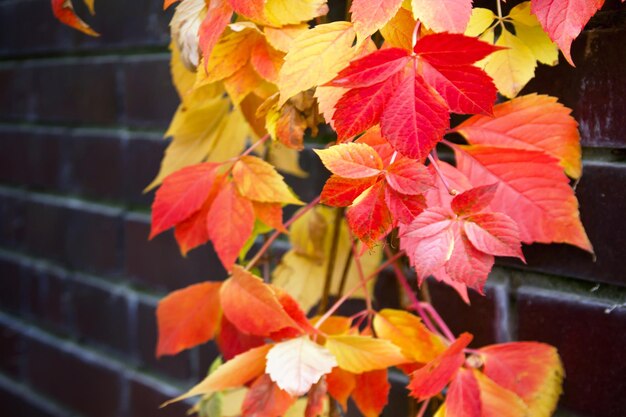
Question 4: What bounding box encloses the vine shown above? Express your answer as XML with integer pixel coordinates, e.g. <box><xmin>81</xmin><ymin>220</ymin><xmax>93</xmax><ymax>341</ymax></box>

<box><xmin>50</xmin><ymin>0</ymin><xmax>606</xmax><ymax>416</ymax></box>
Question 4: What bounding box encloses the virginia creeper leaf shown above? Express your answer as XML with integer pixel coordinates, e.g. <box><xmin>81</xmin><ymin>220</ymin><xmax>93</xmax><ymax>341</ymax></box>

<box><xmin>351</xmin><ymin>369</ymin><xmax>390</xmax><ymax>417</ymax></box>
<box><xmin>325</xmin><ymin>334</ymin><xmax>408</xmax><ymax>374</ymax></box>
<box><xmin>326</xmin><ymin>367</ymin><xmax>356</xmax><ymax>410</ymax></box>
<box><xmin>156</xmin><ymin>282</ymin><xmax>222</xmax><ymax>357</ymax></box>
<box><xmin>350</xmin><ymin>0</ymin><xmax>404</xmax><ymax>39</ymax></box>
<box><xmin>445</xmin><ymin>368</ymin><xmax>482</xmax><ymax>417</ymax></box>
<box><xmin>242</xmin><ymin>374</ymin><xmax>295</xmax><ymax>417</ymax></box>
<box><xmin>410</xmin><ymin>0</ymin><xmax>473</xmax><ymax>33</ymax></box>
<box><xmin>266</xmin><ymin>336</ymin><xmax>337</xmax><ymax>396</ymax></box>
<box><xmin>216</xmin><ymin>314</ymin><xmax>265</xmax><ymax>360</ymax></box>
<box><xmin>473</xmin><ymin>370</ymin><xmax>528</xmax><ymax>417</ymax></box>
<box><xmin>52</xmin><ymin>0</ymin><xmax>99</xmax><ymax>36</ymax></box>
<box><xmin>220</xmin><ymin>266</ymin><xmax>301</xmax><ymax>337</ymax></box>
<box><xmin>408</xmin><ymin>332</ymin><xmax>472</xmax><ymax>400</ymax></box>
<box><xmin>315</xmin><ymin>143</ymin><xmax>384</xmax><ymax>179</ymax></box>
<box><xmin>233</xmin><ymin>156</ymin><xmax>303</xmax><ymax>205</ymax></box>
<box><xmin>345</xmin><ymin>181</ymin><xmax>393</xmax><ymax>247</ymax></box>
<box><xmin>198</xmin><ymin>0</ymin><xmax>234</xmax><ymax>69</ymax></box>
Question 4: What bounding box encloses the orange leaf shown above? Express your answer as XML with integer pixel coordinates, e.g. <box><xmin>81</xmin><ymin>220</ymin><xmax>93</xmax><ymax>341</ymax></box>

<box><xmin>352</xmin><ymin>369</ymin><xmax>390</xmax><ymax>417</ymax></box>
<box><xmin>51</xmin><ymin>0</ymin><xmax>99</xmax><ymax>36</ymax></box>
<box><xmin>315</xmin><ymin>143</ymin><xmax>384</xmax><ymax>179</ymax></box>
<box><xmin>473</xmin><ymin>370</ymin><xmax>528</xmax><ymax>417</ymax></box>
<box><xmin>326</xmin><ymin>367</ymin><xmax>356</xmax><ymax>411</ymax></box>
<box><xmin>163</xmin><ymin>0</ymin><xmax>179</xmax><ymax>9</ymax></box>
<box><xmin>198</xmin><ymin>0</ymin><xmax>234</xmax><ymax>69</ymax></box>
<box><xmin>150</xmin><ymin>163</ymin><xmax>219</xmax><ymax>239</ymax></box>
<box><xmin>156</xmin><ymin>282</ymin><xmax>222</xmax><ymax>357</ymax></box>
<box><xmin>408</xmin><ymin>333</ymin><xmax>472</xmax><ymax>400</ymax></box>
<box><xmin>220</xmin><ymin>266</ymin><xmax>300</xmax><ymax>337</ymax></box>
<box><xmin>242</xmin><ymin>374</ymin><xmax>295</xmax><ymax>417</ymax></box>
<box><xmin>305</xmin><ymin>379</ymin><xmax>327</xmax><ymax>417</ymax></box>
<box><xmin>373</xmin><ymin>309</ymin><xmax>446</xmax><ymax>363</ymax></box>
<box><xmin>253</xmin><ymin>202</ymin><xmax>287</xmax><ymax>233</ymax></box>
<box><xmin>217</xmin><ymin>314</ymin><xmax>265</xmax><ymax>360</ymax></box>
<box><xmin>206</xmin><ymin>181</ymin><xmax>255</xmax><ymax>270</ymax></box>
<box><xmin>233</xmin><ymin>156</ymin><xmax>303</xmax><ymax>205</ymax></box>
<box><xmin>479</xmin><ymin>342</ymin><xmax>564</xmax><ymax>417</ymax></box>
<box><xmin>455</xmin><ymin>94</ymin><xmax>582</xmax><ymax>178</ymax></box>
<box><xmin>164</xmin><ymin>344</ymin><xmax>272</xmax><ymax>404</ymax></box>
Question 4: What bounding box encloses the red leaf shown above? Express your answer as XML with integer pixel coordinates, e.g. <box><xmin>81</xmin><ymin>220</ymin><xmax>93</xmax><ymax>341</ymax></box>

<box><xmin>333</xmin><ymin>73</ymin><xmax>402</xmax><ymax>140</ymax></box>
<box><xmin>451</xmin><ymin>184</ymin><xmax>498</xmax><ymax>216</ymax></box>
<box><xmin>51</xmin><ymin>0</ymin><xmax>99</xmax><ymax>36</ymax></box>
<box><xmin>253</xmin><ymin>202</ymin><xmax>287</xmax><ymax>233</ymax></box>
<box><xmin>453</xmin><ymin>144</ymin><xmax>593</xmax><ymax>252</ymax></box>
<box><xmin>411</xmin><ymin>0</ymin><xmax>473</xmax><ymax>33</ymax></box>
<box><xmin>216</xmin><ymin>314</ymin><xmax>265</xmax><ymax>360</ymax></box>
<box><xmin>352</xmin><ymin>369</ymin><xmax>390</xmax><ymax>417</ymax></box>
<box><xmin>463</xmin><ymin>213</ymin><xmax>524</xmax><ymax>259</ymax></box>
<box><xmin>321</xmin><ymin>176</ymin><xmax>378</xmax><ymax>207</ymax></box>
<box><xmin>242</xmin><ymin>374</ymin><xmax>295</xmax><ymax>417</ymax></box>
<box><xmin>330</xmin><ymin>48</ymin><xmax>410</xmax><ymax>88</ymax></box>
<box><xmin>385</xmin><ymin>157</ymin><xmax>434</xmax><ymax>195</ymax></box>
<box><xmin>425</xmin><ymin>161</ymin><xmax>472</xmax><ymax>208</ymax></box>
<box><xmin>315</xmin><ymin>143</ymin><xmax>384</xmax><ymax>179</ymax></box>
<box><xmin>384</xmin><ymin>187</ymin><xmax>426</xmax><ymax>225</ymax></box>
<box><xmin>269</xmin><ymin>288</ymin><xmax>313</xmax><ymax>340</ymax></box>
<box><xmin>355</xmin><ymin>126</ymin><xmax>397</xmax><ymax>165</ymax></box>
<box><xmin>414</xmin><ymin>33</ymin><xmax>500</xmax><ymax>67</ymax></box>
<box><xmin>228</xmin><ymin>0</ymin><xmax>266</xmax><ymax>22</ymax></box>
<box><xmin>156</xmin><ymin>282</ymin><xmax>222</xmax><ymax>357</ymax></box>
<box><xmin>326</xmin><ymin>367</ymin><xmax>356</xmax><ymax>411</ymax></box>
<box><xmin>446</xmin><ymin>368</ymin><xmax>481</xmax><ymax>417</ymax></box>
<box><xmin>531</xmin><ymin>0</ymin><xmax>605</xmax><ymax>66</ymax></box>
<box><xmin>381</xmin><ymin>68</ymin><xmax>449</xmax><ymax>161</ymax></box>
<box><xmin>421</xmin><ymin>63</ymin><xmax>497</xmax><ymax>115</ymax></box>
<box><xmin>199</xmin><ymin>0</ymin><xmax>234</xmax><ymax>69</ymax></box>
<box><xmin>220</xmin><ymin>266</ymin><xmax>300</xmax><ymax>337</ymax></box>
<box><xmin>151</xmin><ymin>163</ymin><xmax>219</xmax><ymax>239</ymax></box>
<box><xmin>206</xmin><ymin>181</ymin><xmax>255</xmax><ymax>270</ymax></box>
<box><xmin>444</xmin><ymin>223</ymin><xmax>494</xmax><ymax>289</ymax></box>
<box><xmin>408</xmin><ymin>332</ymin><xmax>472</xmax><ymax>400</ymax></box>
<box><xmin>305</xmin><ymin>379</ymin><xmax>327</xmax><ymax>417</ymax></box>
<box><xmin>346</xmin><ymin>181</ymin><xmax>393</xmax><ymax>246</ymax></box>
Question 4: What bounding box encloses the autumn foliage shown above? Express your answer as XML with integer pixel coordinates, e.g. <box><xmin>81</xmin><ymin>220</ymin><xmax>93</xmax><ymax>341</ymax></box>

<box><xmin>52</xmin><ymin>0</ymin><xmax>608</xmax><ymax>416</ymax></box>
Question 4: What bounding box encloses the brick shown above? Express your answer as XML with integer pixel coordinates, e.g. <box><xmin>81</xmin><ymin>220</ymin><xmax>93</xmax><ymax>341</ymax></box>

<box><xmin>0</xmin><ymin>0</ymin><xmax>172</xmax><ymax>57</ymax></box>
<box><xmin>135</xmin><ymin>298</ymin><xmax>195</xmax><ymax>382</ymax></box>
<box><xmin>123</xmin><ymin>135</ymin><xmax>167</xmax><ymax>207</ymax></box>
<box><xmin>516</xmin><ymin>286</ymin><xmax>626</xmax><ymax>417</ymax></box>
<box><xmin>524</xmin><ymin>25</ymin><xmax>626</xmax><ymax>148</ymax></box>
<box><xmin>63</xmin><ymin>131</ymin><xmax>126</xmax><ymax>201</ymax></box>
<box><xmin>31</xmin><ymin>60</ymin><xmax>119</xmax><ymax>125</ymax></box>
<box><xmin>0</xmin><ymin>256</ymin><xmax>23</xmax><ymax>313</ymax></box>
<box><xmin>0</xmin><ymin>322</ymin><xmax>23</xmax><ymax>378</ymax></box>
<box><xmin>25</xmin><ymin>338</ymin><xmax>123</xmax><ymax>417</ymax></box>
<box><xmin>0</xmin><ymin>128</ymin><xmax>63</xmax><ymax>191</ymax></box>
<box><xmin>122</xmin><ymin>56</ymin><xmax>179</xmax><ymax>129</ymax></box>
<box><xmin>67</xmin><ymin>276</ymin><xmax>130</xmax><ymax>353</ymax></box>
<box><xmin>499</xmin><ymin>162</ymin><xmax>626</xmax><ymax>287</ymax></box>
<box><xmin>0</xmin><ymin>64</ymin><xmax>35</xmax><ymax>122</ymax></box>
<box><xmin>428</xmin><ymin>275</ymin><xmax>510</xmax><ymax>348</ymax></box>
<box><xmin>0</xmin><ymin>381</ymin><xmax>63</xmax><ymax>417</ymax></box>
<box><xmin>23</xmin><ymin>263</ymin><xmax>70</xmax><ymax>334</ymax></box>
<box><xmin>127</xmin><ymin>375</ymin><xmax>189</xmax><ymax>417</ymax></box>
<box><xmin>123</xmin><ymin>213</ymin><xmax>226</xmax><ymax>292</ymax></box>
<box><xmin>0</xmin><ymin>191</ymin><xmax>27</xmax><ymax>250</ymax></box>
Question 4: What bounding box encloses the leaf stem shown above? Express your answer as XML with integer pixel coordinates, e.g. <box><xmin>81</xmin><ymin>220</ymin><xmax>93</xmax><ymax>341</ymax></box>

<box><xmin>428</xmin><ymin>153</ymin><xmax>458</xmax><ymax>196</ymax></box>
<box><xmin>245</xmin><ymin>195</ymin><xmax>321</xmax><ymax>271</ymax></box>
<box><xmin>240</xmin><ymin>133</ymin><xmax>270</xmax><ymax>159</ymax></box>
<box><xmin>418</xmin><ymin>302</ymin><xmax>456</xmax><ymax>343</ymax></box>
<box><xmin>318</xmin><ymin>208</ymin><xmax>346</xmax><ymax>314</ymax></box>
<box><xmin>412</xmin><ymin>20</ymin><xmax>421</xmax><ymax>49</ymax></box>
<box><xmin>416</xmin><ymin>399</ymin><xmax>430</xmax><ymax>417</ymax></box>
<box><xmin>348</xmin><ymin>233</ymin><xmax>373</xmax><ymax>314</ymax></box>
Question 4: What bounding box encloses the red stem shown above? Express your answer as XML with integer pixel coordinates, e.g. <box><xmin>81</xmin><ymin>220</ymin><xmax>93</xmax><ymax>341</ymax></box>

<box><xmin>428</xmin><ymin>153</ymin><xmax>457</xmax><ymax>196</ymax></box>
<box><xmin>416</xmin><ymin>399</ymin><xmax>430</xmax><ymax>417</ymax></box>
<box><xmin>245</xmin><ymin>195</ymin><xmax>321</xmax><ymax>271</ymax></box>
<box><xmin>419</xmin><ymin>302</ymin><xmax>456</xmax><ymax>342</ymax></box>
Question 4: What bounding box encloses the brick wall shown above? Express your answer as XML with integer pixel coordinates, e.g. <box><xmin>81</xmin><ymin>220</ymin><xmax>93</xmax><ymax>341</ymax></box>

<box><xmin>0</xmin><ymin>1</ymin><xmax>624</xmax><ymax>417</ymax></box>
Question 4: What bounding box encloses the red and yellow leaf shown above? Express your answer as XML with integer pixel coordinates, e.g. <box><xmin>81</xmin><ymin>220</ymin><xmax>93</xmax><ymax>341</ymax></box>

<box><xmin>408</xmin><ymin>332</ymin><xmax>472</xmax><ymax>400</ymax></box>
<box><xmin>410</xmin><ymin>0</ymin><xmax>473</xmax><ymax>33</ymax></box>
<box><xmin>52</xmin><ymin>0</ymin><xmax>99</xmax><ymax>36</ymax></box>
<box><xmin>326</xmin><ymin>367</ymin><xmax>356</xmax><ymax>410</ymax></box>
<box><xmin>455</xmin><ymin>94</ymin><xmax>582</xmax><ymax>178</ymax></box>
<box><xmin>321</xmin><ymin>176</ymin><xmax>377</xmax><ymax>207</ymax></box>
<box><xmin>198</xmin><ymin>0</ymin><xmax>234</xmax><ymax>69</ymax></box>
<box><xmin>385</xmin><ymin>157</ymin><xmax>434</xmax><ymax>195</ymax></box>
<box><xmin>315</xmin><ymin>143</ymin><xmax>384</xmax><ymax>179</ymax></box>
<box><xmin>156</xmin><ymin>282</ymin><xmax>222</xmax><ymax>357</ymax></box>
<box><xmin>350</xmin><ymin>0</ymin><xmax>404</xmax><ymax>39</ymax></box>
<box><xmin>450</xmin><ymin>184</ymin><xmax>498</xmax><ymax>217</ymax></box>
<box><xmin>473</xmin><ymin>370</ymin><xmax>528</xmax><ymax>417</ymax></box>
<box><xmin>221</xmin><ymin>266</ymin><xmax>300</xmax><ymax>337</ymax></box>
<box><xmin>445</xmin><ymin>368</ymin><xmax>481</xmax><ymax>417</ymax></box>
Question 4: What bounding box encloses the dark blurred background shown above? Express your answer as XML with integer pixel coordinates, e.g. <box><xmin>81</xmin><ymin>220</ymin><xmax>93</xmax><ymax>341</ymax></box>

<box><xmin>0</xmin><ymin>1</ymin><xmax>625</xmax><ymax>416</ymax></box>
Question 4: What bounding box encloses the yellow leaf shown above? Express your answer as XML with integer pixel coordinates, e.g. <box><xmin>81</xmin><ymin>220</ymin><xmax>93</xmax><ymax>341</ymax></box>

<box><xmin>278</xmin><ymin>21</ymin><xmax>356</xmax><ymax>104</ymax></box>
<box><xmin>480</xmin><ymin>29</ymin><xmax>536</xmax><ymax>98</ymax></box>
<box><xmin>233</xmin><ymin>156</ymin><xmax>304</xmax><ymax>205</ymax></box>
<box><xmin>163</xmin><ymin>344</ymin><xmax>272</xmax><ymax>405</ymax></box>
<box><xmin>380</xmin><ymin>6</ymin><xmax>416</xmax><ymax>50</ymax></box>
<box><xmin>222</xmin><ymin>388</ymin><xmax>248</xmax><ymax>416</ymax></box>
<box><xmin>223</xmin><ymin>62</ymin><xmax>264</xmax><ymax>104</ymax></box>
<box><xmin>509</xmin><ymin>3</ymin><xmax>558</xmax><ymax>66</ymax></box>
<box><xmin>264</xmin><ymin>24</ymin><xmax>309</xmax><ymax>53</ymax></box>
<box><xmin>170</xmin><ymin>41</ymin><xmax>197</xmax><ymax>101</ymax></box>
<box><xmin>464</xmin><ymin>8</ymin><xmax>495</xmax><ymax>37</ymax></box>
<box><xmin>272</xmin><ymin>207</ymin><xmax>381</xmax><ymax>312</ymax></box>
<box><xmin>83</xmin><ymin>0</ymin><xmax>95</xmax><ymax>14</ymax></box>
<box><xmin>325</xmin><ymin>335</ymin><xmax>408</xmax><ymax>374</ymax></box>
<box><xmin>373</xmin><ymin>309</ymin><xmax>446</xmax><ymax>363</ymax></box>
<box><xmin>205</xmin><ymin>107</ymin><xmax>252</xmax><ymax>163</ymax></box>
<box><xmin>264</xmin><ymin>0</ymin><xmax>329</xmax><ymax>26</ymax></box>
<box><xmin>146</xmin><ymin>91</ymin><xmax>230</xmax><ymax>190</ymax></box>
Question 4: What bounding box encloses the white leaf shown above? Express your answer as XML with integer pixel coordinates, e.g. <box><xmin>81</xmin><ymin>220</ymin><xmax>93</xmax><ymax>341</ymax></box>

<box><xmin>265</xmin><ymin>336</ymin><xmax>337</xmax><ymax>396</ymax></box>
